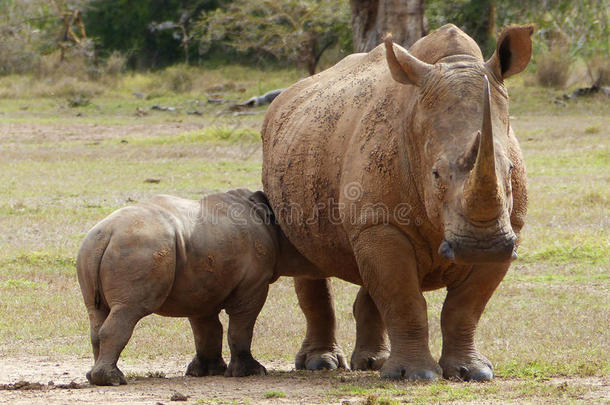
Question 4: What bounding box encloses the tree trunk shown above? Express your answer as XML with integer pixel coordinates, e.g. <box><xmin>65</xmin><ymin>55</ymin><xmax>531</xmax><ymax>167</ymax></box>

<box><xmin>487</xmin><ymin>0</ymin><xmax>497</xmax><ymax>41</ymax></box>
<box><xmin>350</xmin><ymin>0</ymin><xmax>426</xmax><ymax>52</ymax></box>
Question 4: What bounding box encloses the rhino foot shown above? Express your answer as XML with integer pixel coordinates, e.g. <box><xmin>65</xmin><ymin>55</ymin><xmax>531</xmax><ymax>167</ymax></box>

<box><xmin>350</xmin><ymin>349</ymin><xmax>390</xmax><ymax>371</ymax></box>
<box><xmin>225</xmin><ymin>355</ymin><xmax>267</xmax><ymax>377</ymax></box>
<box><xmin>186</xmin><ymin>356</ymin><xmax>227</xmax><ymax>377</ymax></box>
<box><xmin>295</xmin><ymin>344</ymin><xmax>348</xmax><ymax>370</ymax></box>
<box><xmin>379</xmin><ymin>358</ymin><xmax>442</xmax><ymax>381</ymax></box>
<box><xmin>86</xmin><ymin>365</ymin><xmax>127</xmax><ymax>386</ymax></box>
<box><xmin>439</xmin><ymin>354</ymin><xmax>494</xmax><ymax>382</ymax></box>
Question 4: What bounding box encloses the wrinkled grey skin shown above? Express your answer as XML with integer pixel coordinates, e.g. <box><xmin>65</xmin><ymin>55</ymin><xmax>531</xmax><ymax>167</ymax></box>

<box><xmin>77</xmin><ymin>189</ymin><xmax>311</xmax><ymax>386</ymax></box>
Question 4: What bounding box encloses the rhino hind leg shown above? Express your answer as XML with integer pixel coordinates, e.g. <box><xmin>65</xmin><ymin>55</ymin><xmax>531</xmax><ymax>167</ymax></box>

<box><xmin>87</xmin><ymin>306</ymin><xmax>145</xmax><ymax>386</ymax></box>
<box><xmin>352</xmin><ymin>225</ymin><xmax>441</xmax><ymax>381</ymax></box>
<box><xmin>350</xmin><ymin>287</ymin><xmax>390</xmax><ymax>371</ymax></box>
<box><xmin>186</xmin><ymin>314</ymin><xmax>227</xmax><ymax>376</ymax></box>
<box><xmin>86</xmin><ymin>306</ymin><xmax>110</xmax><ymax>362</ymax></box>
<box><xmin>439</xmin><ymin>263</ymin><xmax>509</xmax><ymax>382</ymax></box>
<box><xmin>223</xmin><ymin>280</ymin><xmax>269</xmax><ymax>377</ymax></box>
<box><xmin>294</xmin><ymin>277</ymin><xmax>348</xmax><ymax>371</ymax></box>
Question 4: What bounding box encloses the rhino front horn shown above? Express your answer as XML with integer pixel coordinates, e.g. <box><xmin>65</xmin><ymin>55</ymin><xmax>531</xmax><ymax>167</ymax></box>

<box><xmin>462</xmin><ymin>75</ymin><xmax>502</xmax><ymax>221</ymax></box>
<box><xmin>438</xmin><ymin>240</ymin><xmax>455</xmax><ymax>260</ymax></box>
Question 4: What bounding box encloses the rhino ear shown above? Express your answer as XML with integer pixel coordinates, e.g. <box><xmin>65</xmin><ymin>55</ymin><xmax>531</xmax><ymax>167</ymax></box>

<box><xmin>249</xmin><ymin>191</ymin><xmax>275</xmax><ymax>224</ymax></box>
<box><xmin>384</xmin><ymin>34</ymin><xmax>433</xmax><ymax>86</ymax></box>
<box><xmin>486</xmin><ymin>24</ymin><xmax>534</xmax><ymax>80</ymax></box>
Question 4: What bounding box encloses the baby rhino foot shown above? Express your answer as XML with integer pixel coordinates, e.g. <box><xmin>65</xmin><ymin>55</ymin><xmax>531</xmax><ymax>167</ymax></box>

<box><xmin>87</xmin><ymin>364</ymin><xmax>127</xmax><ymax>386</ymax></box>
<box><xmin>186</xmin><ymin>355</ymin><xmax>227</xmax><ymax>377</ymax></box>
<box><xmin>295</xmin><ymin>344</ymin><xmax>348</xmax><ymax>370</ymax></box>
<box><xmin>225</xmin><ymin>354</ymin><xmax>267</xmax><ymax>377</ymax></box>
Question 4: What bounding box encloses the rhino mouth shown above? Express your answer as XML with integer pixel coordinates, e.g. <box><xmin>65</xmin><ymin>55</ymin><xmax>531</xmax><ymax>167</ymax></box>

<box><xmin>438</xmin><ymin>231</ymin><xmax>517</xmax><ymax>264</ymax></box>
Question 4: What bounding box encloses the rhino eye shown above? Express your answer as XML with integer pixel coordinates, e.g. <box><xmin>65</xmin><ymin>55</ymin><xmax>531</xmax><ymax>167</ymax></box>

<box><xmin>508</xmin><ymin>162</ymin><xmax>514</xmax><ymax>173</ymax></box>
<box><xmin>432</xmin><ymin>169</ymin><xmax>440</xmax><ymax>179</ymax></box>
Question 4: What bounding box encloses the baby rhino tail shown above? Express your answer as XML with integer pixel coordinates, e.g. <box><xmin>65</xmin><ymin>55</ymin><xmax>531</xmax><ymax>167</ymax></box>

<box><xmin>76</xmin><ymin>226</ymin><xmax>112</xmax><ymax>310</ymax></box>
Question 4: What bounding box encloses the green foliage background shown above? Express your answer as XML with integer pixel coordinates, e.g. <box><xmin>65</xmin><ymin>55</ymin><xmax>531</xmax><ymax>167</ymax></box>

<box><xmin>0</xmin><ymin>0</ymin><xmax>607</xmax><ymax>74</ymax></box>
<box><xmin>84</xmin><ymin>0</ymin><xmax>219</xmax><ymax>68</ymax></box>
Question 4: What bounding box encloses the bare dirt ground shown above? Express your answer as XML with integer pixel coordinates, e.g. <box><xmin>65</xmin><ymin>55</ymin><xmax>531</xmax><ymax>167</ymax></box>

<box><xmin>0</xmin><ymin>355</ymin><xmax>326</xmax><ymax>405</ymax></box>
<box><xmin>0</xmin><ymin>355</ymin><xmax>608</xmax><ymax>404</ymax></box>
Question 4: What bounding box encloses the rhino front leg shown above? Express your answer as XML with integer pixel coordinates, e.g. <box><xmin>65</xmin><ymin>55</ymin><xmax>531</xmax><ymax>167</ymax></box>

<box><xmin>186</xmin><ymin>314</ymin><xmax>227</xmax><ymax>376</ymax></box>
<box><xmin>351</xmin><ymin>287</ymin><xmax>389</xmax><ymax>370</ymax></box>
<box><xmin>353</xmin><ymin>225</ymin><xmax>441</xmax><ymax>380</ymax></box>
<box><xmin>439</xmin><ymin>263</ymin><xmax>509</xmax><ymax>382</ymax></box>
<box><xmin>294</xmin><ymin>277</ymin><xmax>348</xmax><ymax>370</ymax></box>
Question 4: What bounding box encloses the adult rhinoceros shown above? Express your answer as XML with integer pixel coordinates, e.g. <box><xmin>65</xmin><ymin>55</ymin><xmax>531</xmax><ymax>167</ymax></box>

<box><xmin>261</xmin><ymin>24</ymin><xmax>533</xmax><ymax>381</ymax></box>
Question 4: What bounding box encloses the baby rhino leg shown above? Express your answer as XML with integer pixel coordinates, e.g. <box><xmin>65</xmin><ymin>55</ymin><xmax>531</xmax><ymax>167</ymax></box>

<box><xmin>186</xmin><ymin>314</ymin><xmax>227</xmax><ymax>376</ymax></box>
<box><xmin>224</xmin><ymin>282</ymin><xmax>269</xmax><ymax>377</ymax></box>
<box><xmin>88</xmin><ymin>306</ymin><xmax>143</xmax><ymax>386</ymax></box>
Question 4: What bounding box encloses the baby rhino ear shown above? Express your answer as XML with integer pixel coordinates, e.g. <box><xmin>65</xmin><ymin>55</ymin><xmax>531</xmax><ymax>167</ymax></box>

<box><xmin>486</xmin><ymin>24</ymin><xmax>534</xmax><ymax>80</ymax></box>
<box><xmin>249</xmin><ymin>191</ymin><xmax>275</xmax><ymax>224</ymax></box>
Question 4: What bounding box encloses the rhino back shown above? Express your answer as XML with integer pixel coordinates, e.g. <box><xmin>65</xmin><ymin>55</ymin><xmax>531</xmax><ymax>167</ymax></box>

<box><xmin>262</xmin><ymin>45</ymin><xmax>420</xmax><ymax>282</ymax></box>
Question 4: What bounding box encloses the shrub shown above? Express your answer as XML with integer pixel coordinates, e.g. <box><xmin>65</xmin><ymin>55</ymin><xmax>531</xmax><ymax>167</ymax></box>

<box><xmin>35</xmin><ymin>48</ymin><xmax>95</xmax><ymax>82</ymax></box>
<box><xmin>536</xmin><ymin>49</ymin><xmax>572</xmax><ymax>88</ymax></box>
<box><xmin>587</xmin><ymin>57</ymin><xmax>610</xmax><ymax>86</ymax></box>
<box><xmin>0</xmin><ymin>29</ymin><xmax>40</xmax><ymax>75</ymax></box>
<box><xmin>104</xmin><ymin>51</ymin><xmax>127</xmax><ymax>77</ymax></box>
<box><xmin>161</xmin><ymin>65</ymin><xmax>194</xmax><ymax>93</ymax></box>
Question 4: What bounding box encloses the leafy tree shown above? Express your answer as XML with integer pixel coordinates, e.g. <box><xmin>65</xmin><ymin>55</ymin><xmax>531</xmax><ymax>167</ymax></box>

<box><xmin>426</xmin><ymin>0</ymin><xmax>498</xmax><ymax>55</ymax></box>
<box><xmin>0</xmin><ymin>0</ymin><xmax>90</xmax><ymax>74</ymax></box>
<box><xmin>426</xmin><ymin>0</ymin><xmax>609</xmax><ymax>59</ymax></box>
<box><xmin>514</xmin><ymin>0</ymin><xmax>609</xmax><ymax>59</ymax></box>
<box><xmin>195</xmin><ymin>0</ymin><xmax>351</xmax><ymax>75</ymax></box>
<box><xmin>84</xmin><ymin>0</ymin><xmax>218</xmax><ymax>68</ymax></box>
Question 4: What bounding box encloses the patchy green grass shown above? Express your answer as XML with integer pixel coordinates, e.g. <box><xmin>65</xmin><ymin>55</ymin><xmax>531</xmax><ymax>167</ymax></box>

<box><xmin>0</xmin><ymin>65</ymin><xmax>608</xmax><ymax>403</ymax></box>
<box><xmin>327</xmin><ymin>373</ymin><xmax>598</xmax><ymax>404</ymax></box>
<box><xmin>119</xmin><ymin>126</ymin><xmax>261</xmax><ymax>146</ymax></box>
<box><xmin>263</xmin><ymin>391</ymin><xmax>286</xmax><ymax>399</ymax></box>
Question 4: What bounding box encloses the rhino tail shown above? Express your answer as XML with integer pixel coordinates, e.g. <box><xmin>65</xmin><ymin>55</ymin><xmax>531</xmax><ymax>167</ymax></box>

<box><xmin>77</xmin><ymin>228</ymin><xmax>113</xmax><ymax>310</ymax></box>
<box><xmin>93</xmin><ymin>232</ymin><xmax>112</xmax><ymax>310</ymax></box>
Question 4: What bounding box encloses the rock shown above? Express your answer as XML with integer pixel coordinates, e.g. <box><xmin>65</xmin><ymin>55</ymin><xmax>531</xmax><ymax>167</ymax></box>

<box><xmin>170</xmin><ymin>392</ymin><xmax>188</xmax><ymax>401</ymax></box>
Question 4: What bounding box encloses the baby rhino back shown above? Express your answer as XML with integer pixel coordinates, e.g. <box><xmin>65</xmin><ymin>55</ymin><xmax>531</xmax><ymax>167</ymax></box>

<box><xmin>152</xmin><ymin>190</ymin><xmax>278</xmax><ymax>316</ymax></box>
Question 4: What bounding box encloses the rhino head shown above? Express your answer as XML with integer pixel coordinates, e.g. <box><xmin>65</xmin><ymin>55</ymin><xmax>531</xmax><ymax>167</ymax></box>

<box><xmin>385</xmin><ymin>25</ymin><xmax>534</xmax><ymax>264</ymax></box>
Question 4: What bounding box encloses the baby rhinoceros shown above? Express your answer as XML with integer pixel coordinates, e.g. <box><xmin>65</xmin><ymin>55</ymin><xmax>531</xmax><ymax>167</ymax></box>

<box><xmin>77</xmin><ymin>189</ymin><xmax>302</xmax><ymax>386</ymax></box>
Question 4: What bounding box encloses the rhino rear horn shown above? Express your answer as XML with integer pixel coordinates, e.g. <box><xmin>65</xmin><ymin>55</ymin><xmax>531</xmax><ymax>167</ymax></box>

<box><xmin>384</xmin><ymin>34</ymin><xmax>433</xmax><ymax>86</ymax></box>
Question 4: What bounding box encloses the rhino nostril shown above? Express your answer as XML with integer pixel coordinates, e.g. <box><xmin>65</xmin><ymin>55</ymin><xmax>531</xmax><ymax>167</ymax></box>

<box><xmin>438</xmin><ymin>240</ymin><xmax>455</xmax><ymax>260</ymax></box>
<box><xmin>459</xmin><ymin>366</ymin><xmax>469</xmax><ymax>380</ymax></box>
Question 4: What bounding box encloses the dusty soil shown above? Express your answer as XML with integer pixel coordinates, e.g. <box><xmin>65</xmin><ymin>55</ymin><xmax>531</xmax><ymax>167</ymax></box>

<box><xmin>0</xmin><ymin>355</ymin><xmax>341</xmax><ymax>404</ymax></box>
<box><xmin>0</xmin><ymin>355</ymin><xmax>608</xmax><ymax>404</ymax></box>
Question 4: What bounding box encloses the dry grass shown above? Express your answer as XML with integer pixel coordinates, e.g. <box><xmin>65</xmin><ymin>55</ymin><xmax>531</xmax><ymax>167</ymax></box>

<box><xmin>0</xmin><ymin>66</ymin><xmax>608</xmax><ymax>403</ymax></box>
